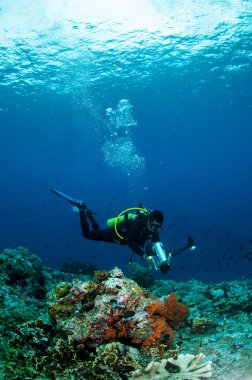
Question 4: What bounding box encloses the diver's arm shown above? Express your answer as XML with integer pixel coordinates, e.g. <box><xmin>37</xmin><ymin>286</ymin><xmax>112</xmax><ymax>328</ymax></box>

<box><xmin>126</xmin><ymin>239</ymin><xmax>145</xmax><ymax>257</ymax></box>
<box><xmin>151</xmin><ymin>230</ymin><xmax>160</xmax><ymax>243</ymax></box>
<box><xmin>126</xmin><ymin>219</ymin><xmax>146</xmax><ymax>257</ymax></box>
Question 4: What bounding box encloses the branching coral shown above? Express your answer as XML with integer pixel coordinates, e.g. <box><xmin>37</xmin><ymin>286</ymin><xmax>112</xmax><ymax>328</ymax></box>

<box><xmin>128</xmin><ymin>353</ymin><xmax>212</xmax><ymax>379</ymax></box>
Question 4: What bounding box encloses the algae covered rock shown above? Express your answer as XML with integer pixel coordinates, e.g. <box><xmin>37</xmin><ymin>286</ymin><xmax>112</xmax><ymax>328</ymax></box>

<box><xmin>47</xmin><ymin>267</ymin><xmax>189</xmax><ymax>353</ymax></box>
<box><xmin>47</xmin><ymin>267</ymin><xmax>152</xmax><ymax>345</ymax></box>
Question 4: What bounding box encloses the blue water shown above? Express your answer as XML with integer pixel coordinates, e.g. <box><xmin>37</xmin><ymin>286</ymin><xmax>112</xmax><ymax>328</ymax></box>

<box><xmin>0</xmin><ymin>0</ymin><xmax>251</xmax><ymax>282</ymax></box>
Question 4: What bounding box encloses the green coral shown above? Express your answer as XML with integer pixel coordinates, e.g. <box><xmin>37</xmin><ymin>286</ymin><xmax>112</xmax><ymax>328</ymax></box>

<box><xmin>47</xmin><ymin>282</ymin><xmax>75</xmax><ymax>324</ymax></box>
<box><xmin>53</xmin><ymin>282</ymin><xmax>72</xmax><ymax>298</ymax></box>
<box><xmin>94</xmin><ymin>269</ymin><xmax>112</xmax><ymax>281</ymax></box>
<box><xmin>47</xmin><ymin>280</ymin><xmax>99</xmax><ymax>326</ymax></box>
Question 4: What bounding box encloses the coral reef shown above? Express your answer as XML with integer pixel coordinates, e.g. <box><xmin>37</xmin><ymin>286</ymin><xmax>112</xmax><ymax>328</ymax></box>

<box><xmin>149</xmin><ymin>278</ymin><xmax>252</xmax><ymax>380</ymax></box>
<box><xmin>1</xmin><ymin>246</ymin><xmax>252</xmax><ymax>379</ymax></box>
<box><xmin>150</xmin><ymin>278</ymin><xmax>252</xmax><ymax>316</ymax></box>
<box><xmin>0</xmin><ymin>246</ymin><xmax>46</xmax><ymax>299</ymax></box>
<box><xmin>47</xmin><ymin>267</ymin><xmax>188</xmax><ymax>354</ymax></box>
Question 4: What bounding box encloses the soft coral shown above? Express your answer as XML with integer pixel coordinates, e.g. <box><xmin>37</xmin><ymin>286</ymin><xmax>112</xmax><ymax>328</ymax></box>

<box><xmin>144</xmin><ymin>293</ymin><xmax>189</xmax><ymax>349</ymax></box>
<box><xmin>154</xmin><ymin>293</ymin><xmax>189</xmax><ymax>325</ymax></box>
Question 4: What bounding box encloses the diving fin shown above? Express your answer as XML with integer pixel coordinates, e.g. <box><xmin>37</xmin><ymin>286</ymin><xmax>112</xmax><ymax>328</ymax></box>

<box><xmin>50</xmin><ymin>188</ymin><xmax>97</xmax><ymax>214</ymax></box>
<box><xmin>50</xmin><ymin>188</ymin><xmax>85</xmax><ymax>207</ymax></box>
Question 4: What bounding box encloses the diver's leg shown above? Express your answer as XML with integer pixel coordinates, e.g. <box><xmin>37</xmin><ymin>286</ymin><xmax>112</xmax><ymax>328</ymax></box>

<box><xmin>80</xmin><ymin>209</ymin><xmax>92</xmax><ymax>238</ymax></box>
<box><xmin>87</xmin><ymin>212</ymin><xmax>100</xmax><ymax>231</ymax></box>
<box><xmin>79</xmin><ymin>210</ymin><xmax>115</xmax><ymax>243</ymax></box>
<box><xmin>76</xmin><ymin>202</ymin><xmax>100</xmax><ymax>231</ymax></box>
<box><xmin>79</xmin><ymin>209</ymin><xmax>105</xmax><ymax>240</ymax></box>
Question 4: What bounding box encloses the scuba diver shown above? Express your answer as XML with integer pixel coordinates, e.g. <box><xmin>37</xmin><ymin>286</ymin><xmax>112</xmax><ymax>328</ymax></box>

<box><xmin>51</xmin><ymin>188</ymin><xmax>196</xmax><ymax>274</ymax></box>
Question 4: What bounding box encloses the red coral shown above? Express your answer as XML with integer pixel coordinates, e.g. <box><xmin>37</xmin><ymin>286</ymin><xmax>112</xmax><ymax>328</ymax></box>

<box><xmin>103</xmin><ymin>293</ymin><xmax>189</xmax><ymax>351</ymax></box>
<box><xmin>142</xmin><ymin>318</ymin><xmax>175</xmax><ymax>347</ymax></box>
<box><xmin>105</xmin><ymin>311</ymin><xmax>138</xmax><ymax>341</ymax></box>
<box><xmin>143</xmin><ymin>293</ymin><xmax>189</xmax><ymax>350</ymax></box>
<box><xmin>145</xmin><ymin>300</ymin><xmax>163</xmax><ymax>319</ymax></box>
<box><xmin>154</xmin><ymin>293</ymin><xmax>189</xmax><ymax>325</ymax></box>
<box><xmin>103</xmin><ymin>328</ymin><xmax>117</xmax><ymax>339</ymax></box>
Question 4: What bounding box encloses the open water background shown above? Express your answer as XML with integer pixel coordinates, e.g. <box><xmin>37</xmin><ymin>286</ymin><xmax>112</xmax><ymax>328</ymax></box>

<box><xmin>0</xmin><ymin>0</ymin><xmax>251</xmax><ymax>281</ymax></box>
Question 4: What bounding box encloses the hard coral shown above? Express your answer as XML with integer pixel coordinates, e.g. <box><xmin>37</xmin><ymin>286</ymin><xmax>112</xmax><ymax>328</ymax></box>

<box><xmin>94</xmin><ymin>267</ymin><xmax>124</xmax><ymax>282</ymax></box>
<box><xmin>129</xmin><ymin>353</ymin><xmax>212</xmax><ymax>379</ymax></box>
<box><xmin>167</xmin><ymin>353</ymin><xmax>213</xmax><ymax>379</ymax></box>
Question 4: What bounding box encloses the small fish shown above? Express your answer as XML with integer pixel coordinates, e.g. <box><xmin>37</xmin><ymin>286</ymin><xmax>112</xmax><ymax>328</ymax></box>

<box><xmin>110</xmin><ymin>299</ymin><xmax>119</xmax><ymax>307</ymax></box>
<box><xmin>123</xmin><ymin>311</ymin><xmax>135</xmax><ymax>319</ymax></box>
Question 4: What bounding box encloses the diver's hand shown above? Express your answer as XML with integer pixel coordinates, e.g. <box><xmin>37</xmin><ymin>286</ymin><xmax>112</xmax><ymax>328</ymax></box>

<box><xmin>142</xmin><ymin>254</ymin><xmax>152</xmax><ymax>262</ymax></box>
<box><xmin>71</xmin><ymin>206</ymin><xmax>79</xmax><ymax>213</ymax></box>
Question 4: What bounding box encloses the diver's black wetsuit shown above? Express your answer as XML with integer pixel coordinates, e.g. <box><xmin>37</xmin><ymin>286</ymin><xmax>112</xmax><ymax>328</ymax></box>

<box><xmin>80</xmin><ymin>210</ymin><xmax>160</xmax><ymax>257</ymax></box>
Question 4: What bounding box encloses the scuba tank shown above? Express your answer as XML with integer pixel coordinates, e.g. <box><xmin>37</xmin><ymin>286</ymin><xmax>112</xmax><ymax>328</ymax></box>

<box><xmin>107</xmin><ymin>213</ymin><xmax>136</xmax><ymax>228</ymax></box>
<box><xmin>107</xmin><ymin>207</ymin><xmax>148</xmax><ymax>240</ymax></box>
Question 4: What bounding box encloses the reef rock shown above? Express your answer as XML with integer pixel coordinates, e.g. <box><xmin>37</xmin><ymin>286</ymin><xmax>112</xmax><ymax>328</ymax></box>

<box><xmin>0</xmin><ymin>246</ymin><xmax>46</xmax><ymax>299</ymax></box>
<box><xmin>47</xmin><ymin>267</ymin><xmax>189</xmax><ymax>353</ymax></box>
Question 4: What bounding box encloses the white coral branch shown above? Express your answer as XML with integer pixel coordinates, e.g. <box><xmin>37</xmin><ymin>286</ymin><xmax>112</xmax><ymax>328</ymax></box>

<box><xmin>167</xmin><ymin>353</ymin><xmax>213</xmax><ymax>379</ymax></box>
<box><xmin>128</xmin><ymin>353</ymin><xmax>212</xmax><ymax>380</ymax></box>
